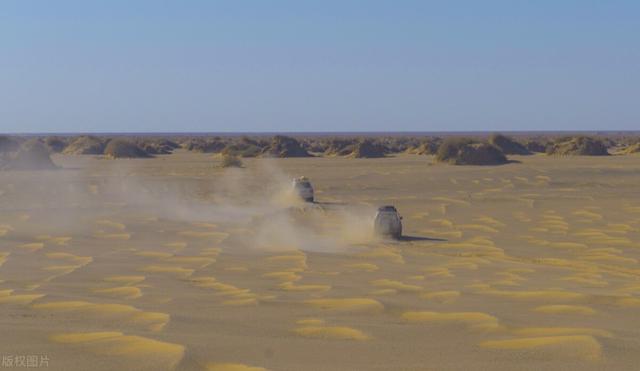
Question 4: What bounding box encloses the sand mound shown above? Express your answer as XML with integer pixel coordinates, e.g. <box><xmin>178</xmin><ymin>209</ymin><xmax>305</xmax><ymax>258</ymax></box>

<box><xmin>481</xmin><ymin>335</ymin><xmax>602</xmax><ymax>361</ymax></box>
<box><xmin>220</xmin><ymin>153</ymin><xmax>243</xmax><ymax>168</ymax></box>
<box><xmin>622</xmin><ymin>142</ymin><xmax>640</xmax><ymax>154</ymax></box>
<box><xmin>304</xmin><ymin>298</ymin><xmax>384</xmax><ymax>313</ymax></box>
<box><xmin>43</xmin><ymin>136</ymin><xmax>68</xmax><ymax>153</ymax></box>
<box><xmin>294</xmin><ymin>325</ymin><xmax>369</xmax><ymax>340</ymax></box>
<box><xmin>436</xmin><ymin>138</ymin><xmax>508</xmax><ymax>165</ymax></box>
<box><xmin>0</xmin><ymin>140</ymin><xmax>57</xmax><ymax>170</ymax></box>
<box><xmin>301</xmin><ymin>138</ymin><xmax>329</xmax><ymax>153</ymax></box>
<box><xmin>489</xmin><ymin>134</ymin><xmax>531</xmax><ymax>155</ymax></box>
<box><xmin>50</xmin><ymin>332</ymin><xmax>185</xmax><ymax>369</ymax></box>
<box><xmin>184</xmin><ymin>137</ymin><xmax>227</xmax><ymax>153</ymax></box>
<box><xmin>104</xmin><ymin>140</ymin><xmax>152</xmax><ymax>159</ymax></box>
<box><xmin>0</xmin><ymin>136</ymin><xmax>20</xmax><ymax>153</ymax></box>
<box><xmin>379</xmin><ymin>137</ymin><xmax>414</xmax><ymax>154</ymax></box>
<box><xmin>261</xmin><ymin>136</ymin><xmax>311</xmax><ymax>157</ymax></box>
<box><xmin>402</xmin><ymin>311</ymin><xmax>500</xmax><ymax>331</ymax></box>
<box><xmin>138</xmin><ymin>139</ymin><xmax>178</xmax><ymax>155</ymax></box>
<box><xmin>523</xmin><ymin>140</ymin><xmax>548</xmax><ymax>153</ymax></box>
<box><xmin>324</xmin><ymin>138</ymin><xmax>357</xmax><ymax>156</ymax></box>
<box><xmin>546</xmin><ymin>136</ymin><xmax>609</xmax><ymax>156</ymax></box>
<box><xmin>63</xmin><ymin>136</ymin><xmax>106</xmax><ymax>155</ymax></box>
<box><xmin>352</xmin><ymin>139</ymin><xmax>385</xmax><ymax>158</ymax></box>
<box><xmin>222</xmin><ymin>137</ymin><xmax>264</xmax><ymax>157</ymax></box>
<box><xmin>407</xmin><ymin>138</ymin><xmax>441</xmax><ymax>155</ymax></box>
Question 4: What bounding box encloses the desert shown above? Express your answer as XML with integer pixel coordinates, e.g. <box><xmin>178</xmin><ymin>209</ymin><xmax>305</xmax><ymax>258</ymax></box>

<box><xmin>1</xmin><ymin>133</ymin><xmax>640</xmax><ymax>370</ymax></box>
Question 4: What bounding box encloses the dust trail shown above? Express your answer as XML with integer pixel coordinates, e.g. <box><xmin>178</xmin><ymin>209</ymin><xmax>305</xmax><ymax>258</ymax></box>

<box><xmin>7</xmin><ymin>157</ymin><xmax>379</xmax><ymax>253</ymax></box>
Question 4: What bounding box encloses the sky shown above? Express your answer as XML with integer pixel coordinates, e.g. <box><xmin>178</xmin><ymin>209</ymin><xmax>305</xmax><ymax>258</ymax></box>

<box><xmin>1</xmin><ymin>1</ymin><xmax>639</xmax><ymax>133</ymax></box>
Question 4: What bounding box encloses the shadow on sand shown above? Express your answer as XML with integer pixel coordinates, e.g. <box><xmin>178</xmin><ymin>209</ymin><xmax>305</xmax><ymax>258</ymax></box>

<box><xmin>314</xmin><ymin>201</ymin><xmax>348</xmax><ymax>207</ymax></box>
<box><xmin>398</xmin><ymin>235</ymin><xmax>447</xmax><ymax>242</ymax></box>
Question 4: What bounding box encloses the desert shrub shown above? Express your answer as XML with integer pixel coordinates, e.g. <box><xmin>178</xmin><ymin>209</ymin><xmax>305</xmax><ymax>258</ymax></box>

<box><xmin>489</xmin><ymin>134</ymin><xmax>531</xmax><ymax>155</ymax></box>
<box><xmin>220</xmin><ymin>153</ymin><xmax>243</xmax><ymax>168</ymax></box>
<box><xmin>546</xmin><ymin>136</ymin><xmax>609</xmax><ymax>156</ymax></box>
<box><xmin>436</xmin><ymin>138</ymin><xmax>507</xmax><ymax>165</ymax></box>
<box><xmin>104</xmin><ymin>139</ymin><xmax>151</xmax><ymax>158</ymax></box>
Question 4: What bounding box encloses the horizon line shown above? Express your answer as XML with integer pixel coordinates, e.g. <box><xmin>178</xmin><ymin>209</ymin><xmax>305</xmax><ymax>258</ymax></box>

<box><xmin>3</xmin><ymin>130</ymin><xmax>640</xmax><ymax>137</ymax></box>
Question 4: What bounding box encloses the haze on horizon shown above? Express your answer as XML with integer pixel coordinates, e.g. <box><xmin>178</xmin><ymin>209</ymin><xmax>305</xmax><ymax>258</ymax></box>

<box><xmin>1</xmin><ymin>0</ymin><xmax>639</xmax><ymax>134</ymax></box>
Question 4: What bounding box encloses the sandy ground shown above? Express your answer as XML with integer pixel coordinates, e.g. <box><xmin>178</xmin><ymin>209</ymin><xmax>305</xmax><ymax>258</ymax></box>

<box><xmin>1</xmin><ymin>151</ymin><xmax>640</xmax><ymax>370</ymax></box>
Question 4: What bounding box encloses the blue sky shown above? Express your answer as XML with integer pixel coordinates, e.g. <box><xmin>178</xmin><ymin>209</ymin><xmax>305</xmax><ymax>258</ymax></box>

<box><xmin>1</xmin><ymin>1</ymin><xmax>639</xmax><ymax>133</ymax></box>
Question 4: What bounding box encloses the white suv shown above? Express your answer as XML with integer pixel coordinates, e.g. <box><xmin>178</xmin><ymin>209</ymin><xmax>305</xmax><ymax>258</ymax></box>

<box><xmin>374</xmin><ymin>205</ymin><xmax>403</xmax><ymax>239</ymax></box>
<box><xmin>292</xmin><ymin>176</ymin><xmax>314</xmax><ymax>202</ymax></box>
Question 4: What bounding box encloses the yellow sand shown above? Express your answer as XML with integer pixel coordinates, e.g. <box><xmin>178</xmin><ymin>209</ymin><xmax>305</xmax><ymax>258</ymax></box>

<box><xmin>33</xmin><ymin>301</ymin><xmax>168</xmax><ymax>331</ymax></box>
<box><xmin>104</xmin><ymin>275</ymin><xmax>146</xmax><ymax>285</ymax></box>
<box><xmin>139</xmin><ymin>265</ymin><xmax>194</xmax><ymax>278</ymax></box>
<box><xmin>206</xmin><ymin>363</ymin><xmax>267</xmax><ymax>371</ymax></box>
<box><xmin>421</xmin><ymin>290</ymin><xmax>461</xmax><ymax>303</ymax></box>
<box><xmin>294</xmin><ymin>326</ymin><xmax>369</xmax><ymax>340</ymax></box>
<box><xmin>402</xmin><ymin>311</ymin><xmax>501</xmax><ymax>332</ymax></box>
<box><xmin>371</xmin><ymin>279</ymin><xmax>422</xmax><ymax>292</ymax></box>
<box><xmin>480</xmin><ymin>335</ymin><xmax>601</xmax><ymax>361</ymax></box>
<box><xmin>304</xmin><ymin>298</ymin><xmax>384</xmax><ymax>313</ymax></box>
<box><xmin>94</xmin><ymin>286</ymin><xmax>143</xmax><ymax>299</ymax></box>
<box><xmin>4</xmin><ymin>150</ymin><xmax>640</xmax><ymax>370</ymax></box>
<box><xmin>344</xmin><ymin>263</ymin><xmax>379</xmax><ymax>272</ymax></box>
<box><xmin>51</xmin><ymin>332</ymin><xmax>185</xmax><ymax>369</ymax></box>
<box><xmin>512</xmin><ymin>327</ymin><xmax>612</xmax><ymax>338</ymax></box>
<box><xmin>533</xmin><ymin>305</ymin><xmax>596</xmax><ymax>315</ymax></box>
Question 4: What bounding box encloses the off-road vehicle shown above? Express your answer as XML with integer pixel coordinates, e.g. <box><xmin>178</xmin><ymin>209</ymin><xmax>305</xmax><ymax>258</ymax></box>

<box><xmin>374</xmin><ymin>205</ymin><xmax>403</xmax><ymax>239</ymax></box>
<box><xmin>292</xmin><ymin>176</ymin><xmax>314</xmax><ymax>202</ymax></box>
